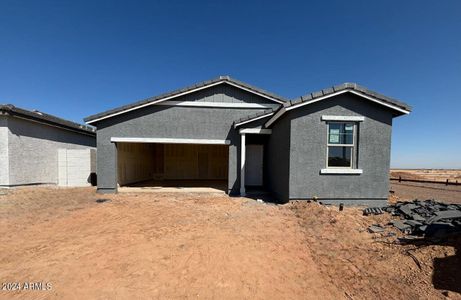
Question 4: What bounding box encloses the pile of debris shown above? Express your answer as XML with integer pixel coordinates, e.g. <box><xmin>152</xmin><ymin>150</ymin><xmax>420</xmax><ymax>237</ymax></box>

<box><xmin>364</xmin><ymin>199</ymin><xmax>461</xmax><ymax>237</ymax></box>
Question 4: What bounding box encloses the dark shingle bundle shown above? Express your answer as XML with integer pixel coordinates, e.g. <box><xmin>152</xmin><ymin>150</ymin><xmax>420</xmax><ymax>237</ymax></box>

<box><xmin>365</xmin><ymin>199</ymin><xmax>461</xmax><ymax>237</ymax></box>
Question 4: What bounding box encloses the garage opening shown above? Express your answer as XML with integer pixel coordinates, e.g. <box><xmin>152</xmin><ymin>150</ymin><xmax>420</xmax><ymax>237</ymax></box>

<box><xmin>116</xmin><ymin>142</ymin><xmax>228</xmax><ymax>193</ymax></box>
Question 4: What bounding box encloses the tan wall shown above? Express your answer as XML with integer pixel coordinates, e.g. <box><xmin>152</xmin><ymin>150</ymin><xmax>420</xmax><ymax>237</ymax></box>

<box><xmin>164</xmin><ymin>144</ymin><xmax>228</xmax><ymax>180</ymax></box>
<box><xmin>117</xmin><ymin>143</ymin><xmax>157</xmax><ymax>185</ymax></box>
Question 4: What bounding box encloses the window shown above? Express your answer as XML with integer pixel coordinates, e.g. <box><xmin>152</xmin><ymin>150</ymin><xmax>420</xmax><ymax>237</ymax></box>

<box><xmin>327</xmin><ymin>122</ymin><xmax>355</xmax><ymax>168</ymax></box>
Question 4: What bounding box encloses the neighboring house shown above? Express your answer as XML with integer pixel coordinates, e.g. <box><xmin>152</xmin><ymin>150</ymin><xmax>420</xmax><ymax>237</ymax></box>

<box><xmin>0</xmin><ymin>105</ymin><xmax>96</xmax><ymax>187</ymax></box>
<box><xmin>85</xmin><ymin>76</ymin><xmax>411</xmax><ymax>205</ymax></box>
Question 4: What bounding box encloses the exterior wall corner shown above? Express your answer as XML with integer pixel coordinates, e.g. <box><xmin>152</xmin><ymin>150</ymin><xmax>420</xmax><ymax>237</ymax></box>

<box><xmin>0</xmin><ymin>116</ymin><xmax>9</xmax><ymax>186</ymax></box>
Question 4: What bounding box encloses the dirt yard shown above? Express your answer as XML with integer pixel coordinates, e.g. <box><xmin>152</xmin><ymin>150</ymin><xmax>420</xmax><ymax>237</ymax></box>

<box><xmin>0</xmin><ymin>187</ymin><xmax>460</xmax><ymax>299</ymax></box>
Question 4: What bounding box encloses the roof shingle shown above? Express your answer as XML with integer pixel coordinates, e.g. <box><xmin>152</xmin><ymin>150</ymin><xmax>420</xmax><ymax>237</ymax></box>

<box><xmin>283</xmin><ymin>82</ymin><xmax>411</xmax><ymax>112</ymax></box>
<box><xmin>0</xmin><ymin>104</ymin><xmax>95</xmax><ymax>135</ymax></box>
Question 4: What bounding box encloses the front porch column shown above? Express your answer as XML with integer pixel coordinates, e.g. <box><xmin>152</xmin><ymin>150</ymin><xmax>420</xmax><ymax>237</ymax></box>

<box><xmin>240</xmin><ymin>133</ymin><xmax>246</xmax><ymax>196</ymax></box>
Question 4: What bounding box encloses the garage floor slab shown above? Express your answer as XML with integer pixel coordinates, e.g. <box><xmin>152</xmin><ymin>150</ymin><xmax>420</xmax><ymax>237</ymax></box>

<box><xmin>118</xmin><ymin>179</ymin><xmax>227</xmax><ymax>193</ymax></box>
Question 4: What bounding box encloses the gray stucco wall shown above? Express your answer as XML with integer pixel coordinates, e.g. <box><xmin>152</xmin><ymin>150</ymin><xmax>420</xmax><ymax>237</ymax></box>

<box><xmin>286</xmin><ymin>93</ymin><xmax>393</xmax><ymax>203</ymax></box>
<box><xmin>6</xmin><ymin>116</ymin><xmax>96</xmax><ymax>186</ymax></box>
<box><xmin>183</xmin><ymin>84</ymin><xmax>277</xmax><ymax>104</ymax></box>
<box><xmin>265</xmin><ymin>116</ymin><xmax>291</xmax><ymax>201</ymax></box>
<box><xmin>93</xmin><ymin>86</ymin><xmax>278</xmax><ymax>193</ymax></box>
<box><xmin>0</xmin><ymin>117</ymin><xmax>9</xmax><ymax>186</ymax></box>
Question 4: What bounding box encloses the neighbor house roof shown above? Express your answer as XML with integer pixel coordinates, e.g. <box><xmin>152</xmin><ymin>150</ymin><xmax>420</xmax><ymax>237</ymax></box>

<box><xmin>0</xmin><ymin>104</ymin><xmax>96</xmax><ymax>136</ymax></box>
<box><xmin>84</xmin><ymin>76</ymin><xmax>287</xmax><ymax>124</ymax></box>
<box><xmin>265</xmin><ymin>83</ymin><xmax>412</xmax><ymax>127</ymax></box>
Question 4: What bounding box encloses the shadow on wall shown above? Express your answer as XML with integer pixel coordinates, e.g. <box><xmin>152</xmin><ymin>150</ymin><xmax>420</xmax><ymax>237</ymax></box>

<box><xmin>8</xmin><ymin>117</ymin><xmax>95</xmax><ymax>147</ymax></box>
<box><xmin>226</xmin><ymin>127</ymin><xmax>240</xmax><ymax>195</ymax></box>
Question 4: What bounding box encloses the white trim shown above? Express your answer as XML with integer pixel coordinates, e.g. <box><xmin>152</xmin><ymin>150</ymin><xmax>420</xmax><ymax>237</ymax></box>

<box><xmin>326</xmin><ymin>122</ymin><xmax>356</xmax><ymax>169</ymax></box>
<box><xmin>348</xmin><ymin>90</ymin><xmax>410</xmax><ymax>115</ymax></box>
<box><xmin>156</xmin><ymin>100</ymin><xmax>279</xmax><ymax>109</ymax></box>
<box><xmin>240</xmin><ymin>133</ymin><xmax>246</xmax><ymax>196</ymax></box>
<box><xmin>321</xmin><ymin>115</ymin><xmax>365</xmax><ymax>122</ymax></box>
<box><xmin>110</xmin><ymin>137</ymin><xmax>230</xmax><ymax>145</ymax></box>
<box><xmin>86</xmin><ymin>81</ymin><xmax>284</xmax><ymax>124</ymax></box>
<box><xmin>234</xmin><ymin>112</ymin><xmax>274</xmax><ymax>127</ymax></box>
<box><xmin>239</xmin><ymin>128</ymin><xmax>272</xmax><ymax>134</ymax></box>
<box><xmin>265</xmin><ymin>90</ymin><xmax>410</xmax><ymax>127</ymax></box>
<box><xmin>320</xmin><ymin>168</ymin><xmax>363</xmax><ymax>174</ymax></box>
<box><xmin>265</xmin><ymin>107</ymin><xmax>286</xmax><ymax>127</ymax></box>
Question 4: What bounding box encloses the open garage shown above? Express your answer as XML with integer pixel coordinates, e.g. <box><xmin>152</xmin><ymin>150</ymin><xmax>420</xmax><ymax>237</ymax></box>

<box><xmin>116</xmin><ymin>142</ymin><xmax>229</xmax><ymax>192</ymax></box>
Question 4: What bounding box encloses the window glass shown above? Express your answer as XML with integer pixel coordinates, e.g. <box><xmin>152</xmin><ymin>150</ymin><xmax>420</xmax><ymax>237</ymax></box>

<box><xmin>344</xmin><ymin>124</ymin><xmax>354</xmax><ymax>144</ymax></box>
<box><xmin>328</xmin><ymin>146</ymin><xmax>352</xmax><ymax>167</ymax></box>
<box><xmin>328</xmin><ymin>123</ymin><xmax>341</xmax><ymax>144</ymax></box>
<box><xmin>328</xmin><ymin>123</ymin><xmax>353</xmax><ymax>145</ymax></box>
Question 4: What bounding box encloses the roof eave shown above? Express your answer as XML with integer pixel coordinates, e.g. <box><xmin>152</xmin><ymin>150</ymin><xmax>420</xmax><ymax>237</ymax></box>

<box><xmin>84</xmin><ymin>76</ymin><xmax>287</xmax><ymax>125</ymax></box>
<box><xmin>265</xmin><ymin>87</ymin><xmax>411</xmax><ymax>128</ymax></box>
<box><xmin>1</xmin><ymin>105</ymin><xmax>96</xmax><ymax>136</ymax></box>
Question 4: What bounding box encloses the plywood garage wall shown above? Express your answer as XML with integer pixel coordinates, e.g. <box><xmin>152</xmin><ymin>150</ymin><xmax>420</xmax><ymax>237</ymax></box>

<box><xmin>164</xmin><ymin>144</ymin><xmax>227</xmax><ymax>180</ymax></box>
<box><xmin>117</xmin><ymin>143</ymin><xmax>228</xmax><ymax>185</ymax></box>
<box><xmin>117</xmin><ymin>143</ymin><xmax>161</xmax><ymax>185</ymax></box>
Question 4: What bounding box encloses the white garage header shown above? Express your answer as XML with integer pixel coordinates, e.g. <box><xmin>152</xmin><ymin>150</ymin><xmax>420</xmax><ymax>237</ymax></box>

<box><xmin>110</xmin><ymin>137</ymin><xmax>231</xmax><ymax>145</ymax></box>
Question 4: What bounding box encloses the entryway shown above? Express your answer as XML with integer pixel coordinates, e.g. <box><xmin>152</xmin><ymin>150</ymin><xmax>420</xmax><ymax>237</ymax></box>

<box><xmin>239</xmin><ymin>128</ymin><xmax>272</xmax><ymax>196</ymax></box>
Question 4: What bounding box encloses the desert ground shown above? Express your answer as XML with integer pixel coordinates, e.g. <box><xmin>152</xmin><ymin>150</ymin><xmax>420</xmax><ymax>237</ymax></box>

<box><xmin>390</xmin><ymin>181</ymin><xmax>461</xmax><ymax>204</ymax></box>
<box><xmin>391</xmin><ymin>169</ymin><xmax>461</xmax><ymax>183</ymax></box>
<box><xmin>0</xmin><ymin>185</ymin><xmax>460</xmax><ymax>299</ymax></box>
<box><xmin>390</xmin><ymin>169</ymin><xmax>461</xmax><ymax>204</ymax></box>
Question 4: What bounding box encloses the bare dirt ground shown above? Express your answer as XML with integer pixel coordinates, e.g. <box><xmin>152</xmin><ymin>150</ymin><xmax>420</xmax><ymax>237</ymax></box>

<box><xmin>290</xmin><ymin>201</ymin><xmax>461</xmax><ymax>300</ymax></box>
<box><xmin>390</xmin><ymin>168</ymin><xmax>461</xmax><ymax>204</ymax></box>
<box><xmin>390</xmin><ymin>182</ymin><xmax>461</xmax><ymax>204</ymax></box>
<box><xmin>391</xmin><ymin>169</ymin><xmax>461</xmax><ymax>183</ymax></box>
<box><xmin>0</xmin><ymin>187</ymin><xmax>340</xmax><ymax>299</ymax></box>
<box><xmin>0</xmin><ymin>187</ymin><xmax>460</xmax><ymax>299</ymax></box>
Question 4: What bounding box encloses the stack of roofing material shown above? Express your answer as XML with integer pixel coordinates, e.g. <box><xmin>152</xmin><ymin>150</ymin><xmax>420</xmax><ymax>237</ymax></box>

<box><xmin>363</xmin><ymin>207</ymin><xmax>384</xmax><ymax>216</ymax></box>
<box><xmin>366</xmin><ymin>200</ymin><xmax>461</xmax><ymax>237</ymax></box>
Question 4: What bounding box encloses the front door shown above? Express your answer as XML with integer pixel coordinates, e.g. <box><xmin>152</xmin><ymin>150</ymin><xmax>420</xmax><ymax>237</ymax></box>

<box><xmin>245</xmin><ymin>145</ymin><xmax>263</xmax><ymax>186</ymax></box>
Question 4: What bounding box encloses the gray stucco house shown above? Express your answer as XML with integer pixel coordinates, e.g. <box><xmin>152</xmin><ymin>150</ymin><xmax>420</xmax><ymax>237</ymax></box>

<box><xmin>0</xmin><ymin>105</ymin><xmax>96</xmax><ymax>187</ymax></box>
<box><xmin>85</xmin><ymin>76</ymin><xmax>411</xmax><ymax>204</ymax></box>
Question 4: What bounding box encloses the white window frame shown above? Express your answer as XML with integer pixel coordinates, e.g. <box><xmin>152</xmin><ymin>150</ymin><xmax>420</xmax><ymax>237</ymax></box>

<box><xmin>326</xmin><ymin>122</ymin><xmax>356</xmax><ymax>169</ymax></box>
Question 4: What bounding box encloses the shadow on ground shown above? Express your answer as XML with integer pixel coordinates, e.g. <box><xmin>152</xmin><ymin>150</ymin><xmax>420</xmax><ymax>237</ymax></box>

<box><xmin>401</xmin><ymin>234</ymin><xmax>461</xmax><ymax>294</ymax></box>
<box><xmin>237</xmin><ymin>188</ymin><xmax>284</xmax><ymax>204</ymax></box>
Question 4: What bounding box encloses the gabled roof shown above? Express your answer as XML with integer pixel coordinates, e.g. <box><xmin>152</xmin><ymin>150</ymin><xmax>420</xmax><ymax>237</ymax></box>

<box><xmin>265</xmin><ymin>83</ymin><xmax>412</xmax><ymax>127</ymax></box>
<box><xmin>0</xmin><ymin>104</ymin><xmax>96</xmax><ymax>136</ymax></box>
<box><xmin>84</xmin><ymin>76</ymin><xmax>287</xmax><ymax>124</ymax></box>
<box><xmin>233</xmin><ymin>109</ymin><xmax>276</xmax><ymax>128</ymax></box>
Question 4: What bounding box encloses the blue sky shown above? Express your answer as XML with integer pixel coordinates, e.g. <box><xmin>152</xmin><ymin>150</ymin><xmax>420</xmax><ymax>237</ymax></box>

<box><xmin>0</xmin><ymin>0</ymin><xmax>460</xmax><ymax>168</ymax></box>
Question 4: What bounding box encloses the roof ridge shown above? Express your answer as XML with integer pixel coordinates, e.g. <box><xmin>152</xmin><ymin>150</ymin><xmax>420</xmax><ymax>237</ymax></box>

<box><xmin>85</xmin><ymin>76</ymin><xmax>287</xmax><ymax>123</ymax></box>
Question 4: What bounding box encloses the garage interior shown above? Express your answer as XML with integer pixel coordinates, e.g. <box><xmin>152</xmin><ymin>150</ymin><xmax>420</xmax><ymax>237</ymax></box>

<box><xmin>116</xmin><ymin>142</ymin><xmax>228</xmax><ymax>192</ymax></box>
